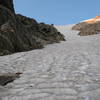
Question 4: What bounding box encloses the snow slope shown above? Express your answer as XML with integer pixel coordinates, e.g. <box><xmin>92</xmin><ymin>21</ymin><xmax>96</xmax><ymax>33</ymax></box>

<box><xmin>0</xmin><ymin>25</ymin><xmax>100</xmax><ymax>100</ymax></box>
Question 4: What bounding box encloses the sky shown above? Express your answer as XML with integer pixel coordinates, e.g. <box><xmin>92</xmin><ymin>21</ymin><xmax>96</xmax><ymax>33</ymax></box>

<box><xmin>14</xmin><ymin>0</ymin><xmax>100</xmax><ymax>25</ymax></box>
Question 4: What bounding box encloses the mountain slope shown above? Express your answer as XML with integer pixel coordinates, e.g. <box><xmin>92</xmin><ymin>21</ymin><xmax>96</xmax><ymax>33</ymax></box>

<box><xmin>0</xmin><ymin>3</ymin><xmax>65</xmax><ymax>56</ymax></box>
<box><xmin>0</xmin><ymin>25</ymin><xmax>100</xmax><ymax>100</ymax></box>
<box><xmin>72</xmin><ymin>16</ymin><xmax>100</xmax><ymax>36</ymax></box>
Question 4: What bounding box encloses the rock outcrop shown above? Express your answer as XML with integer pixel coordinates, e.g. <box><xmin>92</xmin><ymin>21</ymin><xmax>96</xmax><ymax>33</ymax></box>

<box><xmin>0</xmin><ymin>0</ymin><xmax>15</xmax><ymax>13</ymax></box>
<box><xmin>0</xmin><ymin>1</ymin><xmax>65</xmax><ymax>56</ymax></box>
<box><xmin>72</xmin><ymin>16</ymin><xmax>100</xmax><ymax>36</ymax></box>
<box><xmin>0</xmin><ymin>72</ymin><xmax>22</xmax><ymax>86</ymax></box>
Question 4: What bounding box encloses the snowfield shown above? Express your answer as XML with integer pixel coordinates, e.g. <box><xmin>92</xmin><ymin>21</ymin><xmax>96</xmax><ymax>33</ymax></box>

<box><xmin>0</xmin><ymin>25</ymin><xmax>100</xmax><ymax>100</ymax></box>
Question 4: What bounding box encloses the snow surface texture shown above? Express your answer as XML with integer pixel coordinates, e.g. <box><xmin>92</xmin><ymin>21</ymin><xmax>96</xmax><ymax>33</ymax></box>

<box><xmin>0</xmin><ymin>25</ymin><xmax>100</xmax><ymax>100</ymax></box>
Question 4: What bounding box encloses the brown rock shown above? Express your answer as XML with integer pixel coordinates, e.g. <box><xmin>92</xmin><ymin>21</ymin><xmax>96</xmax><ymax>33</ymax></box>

<box><xmin>72</xmin><ymin>16</ymin><xmax>100</xmax><ymax>36</ymax></box>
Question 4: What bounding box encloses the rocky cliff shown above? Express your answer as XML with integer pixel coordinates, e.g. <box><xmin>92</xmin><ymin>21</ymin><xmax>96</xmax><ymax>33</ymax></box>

<box><xmin>72</xmin><ymin>16</ymin><xmax>100</xmax><ymax>36</ymax></box>
<box><xmin>0</xmin><ymin>0</ymin><xmax>65</xmax><ymax>56</ymax></box>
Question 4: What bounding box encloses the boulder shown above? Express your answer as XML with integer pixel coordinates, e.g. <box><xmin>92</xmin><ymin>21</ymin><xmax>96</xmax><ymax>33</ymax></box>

<box><xmin>0</xmin><ymin>72</ymin><xmax>22</xmax><ymax>86</ymax></box>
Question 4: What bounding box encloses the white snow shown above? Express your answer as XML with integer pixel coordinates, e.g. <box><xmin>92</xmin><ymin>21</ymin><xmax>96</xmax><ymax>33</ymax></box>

<box><xmin>0</xmin><ymin>25</ymin><xmax>100</xmax><ymax>100</ymax></box>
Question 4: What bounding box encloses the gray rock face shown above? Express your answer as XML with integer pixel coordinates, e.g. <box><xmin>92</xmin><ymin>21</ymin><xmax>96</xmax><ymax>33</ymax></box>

<box><xmin>0</xmin><ymin>4</ymin><xmax>65</xmax><ymax>56</ymax></box>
